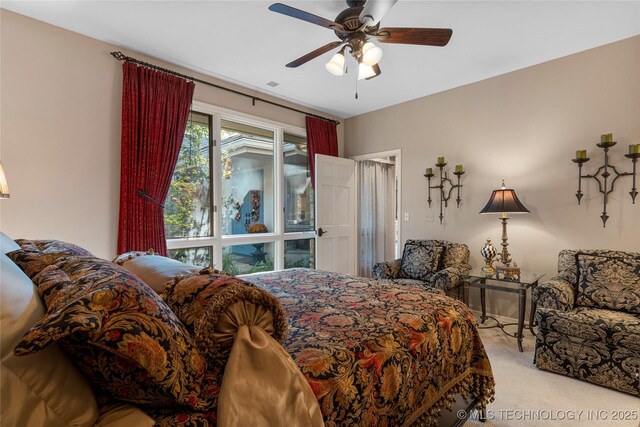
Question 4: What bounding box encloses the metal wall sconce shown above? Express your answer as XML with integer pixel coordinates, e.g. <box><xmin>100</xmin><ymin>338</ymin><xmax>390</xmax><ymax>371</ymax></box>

<box><xmin>572</xmin><ymin>134</ymin><xmax>639</xmax><ymax>227</ymax></box>
<box><xmin>424</xmin><ymin>157</ymin><xmax>464</xmax><ymax>224</ymax></box>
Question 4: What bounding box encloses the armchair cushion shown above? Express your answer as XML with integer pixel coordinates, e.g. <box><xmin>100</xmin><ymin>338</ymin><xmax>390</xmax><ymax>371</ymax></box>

<box><xmin>432</xmin><ymin>266</ymin><xmax>469</xmax><ymax>292</ymax></box>
<box><xmin>533</xmin><ymin>276</ymin><xmax>575</xmax><ymax>311</ymax></box>
<box><xmin>392</xmin><ymin>278</ymin><xmax>429</xmax><ymax>287</ymax></box>
<box><xmin>577</xmin><ymin>254</ymin><xmax>640</xmax><ymax>314</ymax></box>
<box><xmin>400</xmin><ymin>244</ymin><xmax>443</xmax><ymax>281</ymax></box>
<box><xmin>536</xmin><ymin>306</ymin><xmax>640</xmax><ymax>352</ymax></box>
<box><xmin>372</xmin><ymin>259</ymin><xmax>402</xmax><ymax>280</ymax></box>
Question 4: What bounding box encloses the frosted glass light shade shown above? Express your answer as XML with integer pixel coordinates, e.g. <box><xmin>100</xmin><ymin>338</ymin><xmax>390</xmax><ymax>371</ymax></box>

<box><xmin>325</xmin><ymin>52</ymin><xmax>345</xmax><ymax>76</ymax></box>
<box><xmin>362</xmin><ymin>42</ymin><xmax>383</xmax><ymax>66</ymax></box>
<box><xmin>358</xmin><ymin>63</ymin><xmax>376</xmax><ymax>80</ymax></box>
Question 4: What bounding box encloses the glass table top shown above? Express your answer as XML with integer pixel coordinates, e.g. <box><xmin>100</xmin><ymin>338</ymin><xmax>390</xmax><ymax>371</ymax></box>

<box><xmin>466</xmin><ymin>268</ymin><xmax>545</xmax><ymax>285</ymax></box>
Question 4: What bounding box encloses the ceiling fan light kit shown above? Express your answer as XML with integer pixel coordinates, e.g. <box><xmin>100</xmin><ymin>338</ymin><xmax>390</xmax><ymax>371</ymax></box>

<box><xmin>361</xmin><ymin>41</ymin><xmax>383</xmax><ymax>66</ymax></box>
<box><xmin>269</xmin><ymin>0</ymin><xmax>452</xmax><ymax>82</ymax></box>
<box><xmin>325</xmin><ymin>48</ymin><xmax>346</xmax><ymax>76</ymax></box>
<box><xmin>358</xmin><ymin>62</ymin><xmax>376</xmax><ymax>80</ymax></box>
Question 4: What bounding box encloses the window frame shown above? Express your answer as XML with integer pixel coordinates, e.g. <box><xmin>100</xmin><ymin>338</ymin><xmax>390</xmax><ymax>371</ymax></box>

<box><xmin>166</xmin><ymin>100</ymin><xmax>316</xmax><ymax>271</ymax></box>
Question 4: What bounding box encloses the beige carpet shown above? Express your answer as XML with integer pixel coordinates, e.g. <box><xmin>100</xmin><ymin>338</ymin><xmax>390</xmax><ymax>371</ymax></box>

<box><xmin>465</xmin><ymin>314</ymin><xmax>639</xmax><ymax>427</ymax></box>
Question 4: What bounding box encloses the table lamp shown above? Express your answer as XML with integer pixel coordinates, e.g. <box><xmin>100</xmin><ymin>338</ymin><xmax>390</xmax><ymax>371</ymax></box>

<box><xmin>0</xmin><ymin>162</ymin><xmax>10</xmax><ymax>199</ymax></box>
<box><xmin>479</xmin><ymin>181</ymin><xmax>529</xmax><ymax>272</ymax></box>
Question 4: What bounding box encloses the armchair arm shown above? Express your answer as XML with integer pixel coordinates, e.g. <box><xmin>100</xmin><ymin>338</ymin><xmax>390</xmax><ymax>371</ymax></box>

<box><xmin>431</xmin><ymin>264</ymin><xmax>471</xmax><ymax>291</ymax></box>
<box><xmin>372</xmin><ymin>259</ymin><xmax>402</xmax><ymax>280</ymax></box>
<box><xmin>532</xmin><ymin>276</ymin><xmax>575</xmax><ymax>311</ymax></box>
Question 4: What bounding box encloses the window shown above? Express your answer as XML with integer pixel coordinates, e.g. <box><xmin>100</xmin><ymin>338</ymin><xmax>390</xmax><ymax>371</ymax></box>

<box><xmin>164</xmin><ymin>103</ymin><xmax>315</xmax><ymax>272</ymax></box>
<box><xmin>221</xmin><ymin>120</ymin><xmax>275</xmax><ymax>235</ymax></box>
<box><xmin>222</xmin><ymin>242</ymin><xmax>275</xmax><ymax>274</ymax></box>
<box><xmin>284</xmin><ymin>133</ymin><xmax>314</xmax><ymax>233</ymax></box>
<box><xmin>165</xmin><ymin>111</ymin><xmax>212</xmax><ymax>239</ymax></box>
<box><xmin>284</xmin><ymin>238</ymin><xmax>315</xmax><ymax>269</ymax></box>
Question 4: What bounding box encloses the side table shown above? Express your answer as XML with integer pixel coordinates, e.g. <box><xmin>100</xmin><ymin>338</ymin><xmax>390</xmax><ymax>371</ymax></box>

<box><xmin>463</xmin><ymin>269</ymin><xmax>545</xmax><ymax>352</ymax></box>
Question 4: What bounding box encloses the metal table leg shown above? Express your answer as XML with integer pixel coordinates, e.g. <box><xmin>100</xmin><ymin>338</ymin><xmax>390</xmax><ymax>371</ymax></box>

<box><xmin>529</xmin><ymin>283</ymin><xmax>538</xmax><ymax>335</ymax></box>
<box><xmin>480</xmin><ymin>286</ymin><xmax>486</xmax><ymax>324</ymax></box>
<box><xmin>517</xmin><ymin>288</ymin><xmax>526</xmax><ymax>352</ymax></box>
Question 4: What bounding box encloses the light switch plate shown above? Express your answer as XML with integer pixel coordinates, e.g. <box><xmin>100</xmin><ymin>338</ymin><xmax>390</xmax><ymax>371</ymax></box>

<box><xmin>426</xmin><ymin>212</ymin><xmax>434</xmax><ymax>222</ymax></box>
<box><xmin>403</xmin><ymin>212</ymin><xmax>410</xmax><ymax>221</ymax></box>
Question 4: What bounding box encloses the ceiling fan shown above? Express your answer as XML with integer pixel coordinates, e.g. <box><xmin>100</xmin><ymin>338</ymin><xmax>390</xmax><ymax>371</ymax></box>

<box><xmin>268</xmin><ymin>0</ymin><xmax>453</xmax><ymax>81</ymax></box>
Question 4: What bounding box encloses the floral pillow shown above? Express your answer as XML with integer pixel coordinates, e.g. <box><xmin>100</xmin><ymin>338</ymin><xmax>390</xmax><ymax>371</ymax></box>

<box><xmin>400</xmin><ymin>244</ymin><xmax>444</xmax><ymax>281</ymax></box>
<box><xmin>577</xmin><ymin>254</ymin><xmax>640</xmax><ymax>314</ymax></box>
<box><xmin>15</xmin><ymin>238</ymin><xmax>94</xmax><ymax>256</ymax></box>
<box><xmin>8</xmin><ymin>239</ymin><xmax>94</xmax><ymax>279</ymax></box>
<box><xmin>10</xmin><ymin>254</ymin><xmax>207</xmax><ymax>407</ymax></box>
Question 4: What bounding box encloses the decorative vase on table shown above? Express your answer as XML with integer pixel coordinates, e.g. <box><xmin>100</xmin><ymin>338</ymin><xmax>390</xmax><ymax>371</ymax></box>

<box><xmin>480</xmin><ymin>239</ymin><xmax>497</xmax><ymax>274</ymax></box>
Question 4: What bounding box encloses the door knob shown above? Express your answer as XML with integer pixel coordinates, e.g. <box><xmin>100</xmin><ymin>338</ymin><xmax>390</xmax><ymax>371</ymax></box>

<box><xmin>317</xmin><ymin>227</ymin><xmax>327</xmax><ymax>237</ymax></box>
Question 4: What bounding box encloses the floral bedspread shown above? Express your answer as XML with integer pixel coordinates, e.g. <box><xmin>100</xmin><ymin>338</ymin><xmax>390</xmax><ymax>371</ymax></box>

<box><xmin>240</xmin><ymin>268</ymin><xmax>495</xmax><ymax>427</ymax></box>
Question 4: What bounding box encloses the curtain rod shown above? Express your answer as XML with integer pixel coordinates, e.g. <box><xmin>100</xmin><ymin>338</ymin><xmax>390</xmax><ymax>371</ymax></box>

<box><xmin>110</xmin><ymin>51</ymin><xmax>340</xmax><ymax>125</ymax></box>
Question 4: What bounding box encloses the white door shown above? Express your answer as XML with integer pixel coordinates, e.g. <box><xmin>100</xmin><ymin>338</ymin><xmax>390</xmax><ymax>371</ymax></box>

<box><xmin>315</xmin><ymin>154</ymin><xmax>357</xmax><ymax>274</ymax></box>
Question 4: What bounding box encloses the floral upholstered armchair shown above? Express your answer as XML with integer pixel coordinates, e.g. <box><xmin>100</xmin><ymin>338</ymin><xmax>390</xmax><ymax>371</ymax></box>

<box><xmin>533</xmin><ymin>249</ymin><xmax>640</xmax><ymax>396</ymax></box>
<box><xmin>372</xmin><ymin>239</ymin><xmax>471</xmax><ymax>301</ymax></box>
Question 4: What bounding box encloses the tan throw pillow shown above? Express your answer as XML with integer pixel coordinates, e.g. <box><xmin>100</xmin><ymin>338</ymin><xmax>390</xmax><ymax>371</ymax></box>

<box><xmin>113</xmin><ymin>251</ymin><xmax>201</xmax><ymax>294</ymax></box>
<box><xmin>400</xmin><ymin>244</ymin><xmax>444</xmax><ymax>281</ymax></box>
<box><xmin>577</xmin><ymin>254</ymin><xmax>640</xmax><ymax>314</ymax></box>
<box><xmin>0</xmin><ymin>253</ymin><xmax>99</xmax><ymax>427</ymax></box>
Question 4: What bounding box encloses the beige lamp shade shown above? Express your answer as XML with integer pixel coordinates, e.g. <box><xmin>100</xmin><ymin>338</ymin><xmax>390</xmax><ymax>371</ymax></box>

<box><xmin>0</xmin><ymin>162</ymin><xmax>10</xmax><ymax>199</ymax></box>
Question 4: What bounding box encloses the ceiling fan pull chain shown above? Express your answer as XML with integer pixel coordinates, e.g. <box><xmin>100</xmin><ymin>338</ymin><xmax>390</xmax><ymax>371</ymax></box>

<box><xmin>355</xmin><ymin>74</ymin><xmax>358</xmax><ymax>100</ymax></box>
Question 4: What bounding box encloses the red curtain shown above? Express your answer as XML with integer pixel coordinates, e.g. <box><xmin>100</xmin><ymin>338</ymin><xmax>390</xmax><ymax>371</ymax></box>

<box><xmin>306</xmin><ymin>116</ymin><xmax>338</xmax><ymax>189</ymax></box>
<box><xmin>117</xmin><ymin>62</ymin><xmax>195</xmax><ymax>256</ymax></box>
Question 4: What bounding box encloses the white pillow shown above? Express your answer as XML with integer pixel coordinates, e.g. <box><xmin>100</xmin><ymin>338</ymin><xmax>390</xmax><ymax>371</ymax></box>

<box><xmin>114</xmin><ymin>252</ymin><xmax>201</xmax><ymax>294</ymax></box>
<box><xmin>0</xmin><ymin>253</ymin><xmax>99</xmax><ymax>427</ymax></box>
<box><xmin>0</xmin><ymin>231</ymin><xmax>19</xmax><ymax>254</ymax></box>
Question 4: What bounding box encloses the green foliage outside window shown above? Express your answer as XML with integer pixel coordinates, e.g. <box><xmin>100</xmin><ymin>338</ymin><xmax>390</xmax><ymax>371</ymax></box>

<box><xmin>165</xmin><ymin>119</ymin><xmax>210</xmax><ymax>238</ymax></box>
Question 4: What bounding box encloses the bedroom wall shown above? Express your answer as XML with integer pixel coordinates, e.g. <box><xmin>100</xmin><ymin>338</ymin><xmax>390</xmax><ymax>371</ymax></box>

<box><xmin>0</xmin><ymin>9</ymin><xmax>343</xmax><ymax>259</ymax></box>
<box><xmin>345</xmin><ymin>35</ymin><xmax>640</xmax><ymax>318</ymax></box>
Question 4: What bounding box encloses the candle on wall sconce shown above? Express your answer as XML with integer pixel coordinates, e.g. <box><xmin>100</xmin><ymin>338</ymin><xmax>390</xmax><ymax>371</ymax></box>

<box><xmin>576</xmin><ymin>150</ymin><xmax>587</xmax><ymax>159</ymax></box>
<box><xmin>455</xmin><ymin>164</ymin><xmax>464</xmax><ymax>173</ymax></box>
<box><xmin>437</xmin><ymin>157</ymin><xmax>445</xmax><ymax>165</ymax></box>
<box><xmin>600</xmin><ymin>133</ymin><xmax>613</xmax><ymax>143</ymax></box>
<box><xmin>630</xmin><ymin>144</ymin><xmax>640</xmax><ymax>154</ymax></box>
<box><xmin>600</xmin><ymin>133</ymin><xmax>613</xmax><ymax>142</ymax></box>
<box><xmin>425</xmin><ymin>167</ymin><xmax>433</xmax><ymax>176</ymax></box>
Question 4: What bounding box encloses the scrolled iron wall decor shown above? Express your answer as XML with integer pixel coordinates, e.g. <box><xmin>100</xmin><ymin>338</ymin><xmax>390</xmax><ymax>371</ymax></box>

<box><xmin>572</xmin><ymin>133</ymin><xmax>639</xmax><ymax>227</ymax></box>
<box><xmin>424</xmin><ymin>157</ymin><xmax>465</xmax><ymax>224</ymax></box>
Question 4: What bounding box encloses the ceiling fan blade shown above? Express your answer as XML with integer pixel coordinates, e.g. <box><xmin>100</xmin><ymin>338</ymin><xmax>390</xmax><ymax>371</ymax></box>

<box><xmin>376</xmin><ymin>27</ymin><xmax>453</xmax><ymax>46</ymax></box>
<box><xmin>359</xmin><ymin>0</ymin><xmax>398</xmax><ymax>27</ymax></box>
<box><xmin>286</xmin><ymin>41</ymin><xmax>343</xmax><ymax>68</ymax></box>
<box><xmin>269</xmin><ymin>3</ymin><xmax>345</xmax><ymax>32</ymax></box>
<box><xmin>365</xmin><ymin>64</ymin><xmax>381</xmax><ymax>80</ymax></box>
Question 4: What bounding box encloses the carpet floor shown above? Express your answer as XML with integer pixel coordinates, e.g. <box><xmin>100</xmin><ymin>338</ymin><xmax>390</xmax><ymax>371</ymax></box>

<box><xmin>465</xmin><ymin>314</ymin><xmax>639</xmax><ymax>427</ymax></box>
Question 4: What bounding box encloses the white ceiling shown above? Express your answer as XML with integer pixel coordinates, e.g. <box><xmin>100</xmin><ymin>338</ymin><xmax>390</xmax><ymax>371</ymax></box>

<box><xmin>3</xmin><ymin>1</ymin><xmax>639</xmax><ymax>118</ymax></box>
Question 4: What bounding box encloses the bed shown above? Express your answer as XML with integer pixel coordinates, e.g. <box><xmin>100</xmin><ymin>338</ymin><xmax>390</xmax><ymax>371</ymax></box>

<box><xmin>2</xmin><ymin>233</ymin><xmax>494</xmax><ymax>427</ymax></box>
<box><xmin>240</xmin><ymin>268</ymin><xmax>495</xmax><ymax>426</ymax></box>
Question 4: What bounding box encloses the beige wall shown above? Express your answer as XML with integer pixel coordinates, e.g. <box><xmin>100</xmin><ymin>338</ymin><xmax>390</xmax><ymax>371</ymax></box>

<box><xmin>345</xmin><ymin>36</ymin><xmax>640</xmax><ymax>318</ymax></box>
<box><xmin>0</xmin><ymin>10</ymin><xmax>343</xmax><ymax>259</ymax></box>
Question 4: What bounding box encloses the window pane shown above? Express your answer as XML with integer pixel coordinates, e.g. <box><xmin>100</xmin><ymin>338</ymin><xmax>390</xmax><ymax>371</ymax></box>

<box><xmin>165</xmin><ymin>111</ymin><xmax>212</xmax><ymax>238</ymax></box>
<box><xmin>221</xmin><ymin>120</ymin><xmax>274</xmax><ymax>236</ymax></box>
<box><xmin>222</xmin><ymin>242</ymin><xmax>275</xmax><ymax>274</ymax></box>
<box><xmin>168</xmin><ymin>246</ymin><xmax>212</xmax><ymax>268</ymax></box>
<box><xmin>284</xmin><ymin>238</ymin><xmax>315</xmax><ymax>269</ymax></box>
<box><xmin>284</xmin><ymin>133</ymin><xmax>314</xmax><ymax>233</ymax></box>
